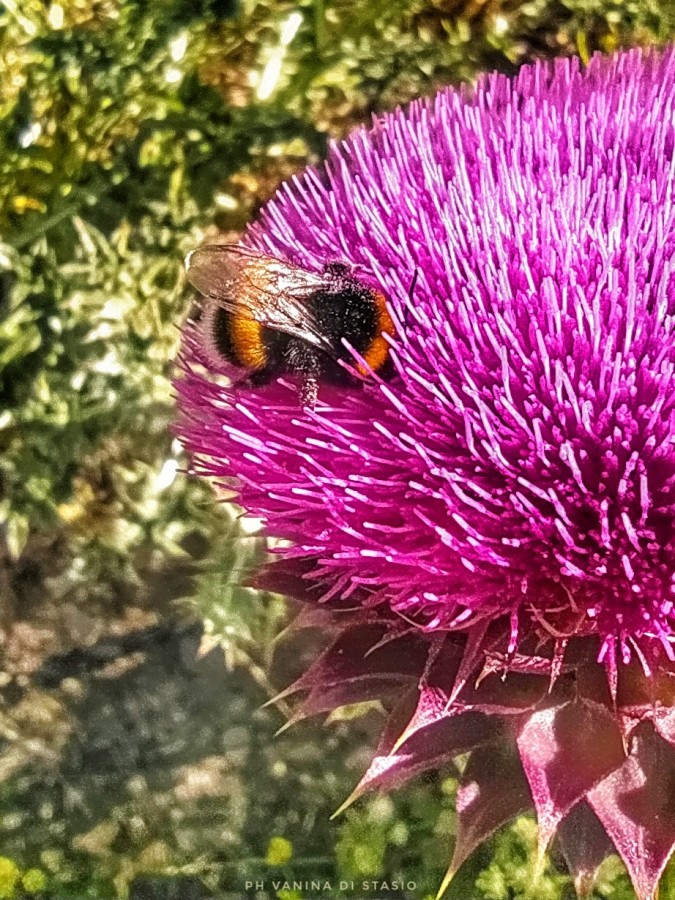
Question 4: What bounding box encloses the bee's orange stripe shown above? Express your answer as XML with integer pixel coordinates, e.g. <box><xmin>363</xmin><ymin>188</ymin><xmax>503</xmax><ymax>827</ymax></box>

<box><xmin>359</xmin><ymin>291</ymin><xmax>396</xmax><ymax>374</ymax></box>
<box><xmin>230</xmin><ymin>316</ymin><xmax>268</xmax><ymax>369</ymax></box>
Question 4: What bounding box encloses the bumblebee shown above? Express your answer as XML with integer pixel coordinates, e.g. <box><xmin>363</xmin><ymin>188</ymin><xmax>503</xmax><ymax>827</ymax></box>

<box><xmin>184</xmin><ymin>244</ymin><xmax>396</xmax><ymax>407</ymax></box>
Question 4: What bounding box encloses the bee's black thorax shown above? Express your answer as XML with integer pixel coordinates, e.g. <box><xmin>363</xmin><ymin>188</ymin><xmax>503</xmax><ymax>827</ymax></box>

<box><xmin>311</xmin><ymin>268</ymin><xmax>379</xmax><ymax>357</ymax></box>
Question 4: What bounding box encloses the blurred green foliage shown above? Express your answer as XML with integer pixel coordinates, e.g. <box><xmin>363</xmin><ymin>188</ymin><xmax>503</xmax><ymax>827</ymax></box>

<box><xmin>2</xmin><ymin>0</ymin><xmax>675</xmax><ymax>898</ymax></box>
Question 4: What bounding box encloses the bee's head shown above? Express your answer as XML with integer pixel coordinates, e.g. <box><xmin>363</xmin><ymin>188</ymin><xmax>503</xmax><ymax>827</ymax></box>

<box><xmin>322</xmin><ymin>261</ymin><xmax>352</xmax><ymax>281</ymax></box>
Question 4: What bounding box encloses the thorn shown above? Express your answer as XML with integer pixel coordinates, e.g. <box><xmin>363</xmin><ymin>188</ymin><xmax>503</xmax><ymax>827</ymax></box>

<box><xmin>549</xmin><ymin>638</ymin><xmax>567</xmax><ymax>692</ymax></box>
<box><xmin>259</xmin><ymin>683</ymin><xmax>298</xmax><ymax>710</ymax></box>
<box><xmin>273</xmin><ymin>718</ymin><xmax>296</xmax><ymax>737</ymax></box>
<box><xmin>389</xmin><ymin>729</ymin><xmax>412</xmax><ymax>755</ymax></box>
<box><xmin>573</xmin><ymin>872</ymin><xmax>596</xmax><ymax>898</ymax></box>
<box><xmin>532</xmin><ymin>835</ymin><xmax>548</xmax><ymax>886</ymax></box>
<box><xmin>330</xmin><ymin>786</ymin><xmax>362</xmax><ymax>820</ymax></box>
<box><xmin>436</xmin><ymin>864</ymin><xmax>455</xmax><ymax>900</ymax></box>
<box><xmin>388</xmin><ymin>734</ymin><xmax>408</xmax><ymax>755</ymax></box>
<box><xmin>196</xmin><ymin>633</ymin><xmax>222</xmax><ymax>659</ymax></box>
<box><xmin>535</xmin><ymin>816</ymin><xmax>555</xmax><ymax>867</ymax></box>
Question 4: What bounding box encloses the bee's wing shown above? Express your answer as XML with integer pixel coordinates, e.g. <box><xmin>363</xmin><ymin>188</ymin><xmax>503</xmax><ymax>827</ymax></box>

<box><xmin>184</xmin><ymin>244</ymin><xmax>337</xmax><ymax>356</ymax></box>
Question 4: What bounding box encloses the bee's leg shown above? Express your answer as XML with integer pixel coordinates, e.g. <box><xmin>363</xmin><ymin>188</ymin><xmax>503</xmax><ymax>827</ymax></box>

<box><xmin>300</xmin><ymin>369</ymin><xmax>319</xmax><ymax>408</ymax></box>
<box><xmin>403</xmin><ymin>268</ymin><xmax>419</xmax><ymax>329</ymax></box>
<box><xmin>286</xmin><ymin>340</ymin><xmax>320</xmax><ymax>407</ymax></box>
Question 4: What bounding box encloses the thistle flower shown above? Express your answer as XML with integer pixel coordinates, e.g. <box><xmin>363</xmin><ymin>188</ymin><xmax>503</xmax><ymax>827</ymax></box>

<box><xmin>177</xmin><ymin>47</ymin><xmax>675</xmax><ymax>899</ymax></box>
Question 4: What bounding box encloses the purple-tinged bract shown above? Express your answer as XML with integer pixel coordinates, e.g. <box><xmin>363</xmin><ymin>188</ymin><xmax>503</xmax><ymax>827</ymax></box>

<box><xmin>178</xmin><ymin>47</ymin><xmax>675</xmax><ymax>899</ymax></box>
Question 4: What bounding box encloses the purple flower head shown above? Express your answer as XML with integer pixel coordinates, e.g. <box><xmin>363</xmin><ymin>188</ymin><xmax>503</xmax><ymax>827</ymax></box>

<box><xmin>179</xmin><ymin>46</ymin><xmax>675</xmax><ymax>673</ymax></box>
<box><xmin>177</xmin><ymin>47</ymin><xmax>675</xmax><ymax>899</ymax></box>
